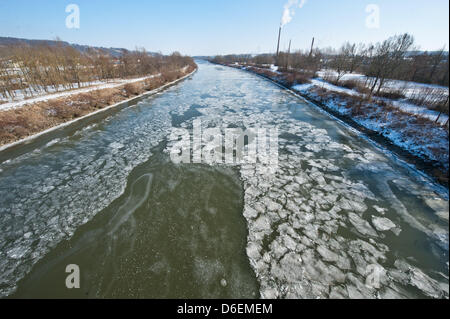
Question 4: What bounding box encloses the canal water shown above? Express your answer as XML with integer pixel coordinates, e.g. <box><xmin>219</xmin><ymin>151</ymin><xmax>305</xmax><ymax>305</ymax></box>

<box><xmin>0</xmin><ymin>60</ymin><xmax>448</xmax><ymax>298</ymax></box>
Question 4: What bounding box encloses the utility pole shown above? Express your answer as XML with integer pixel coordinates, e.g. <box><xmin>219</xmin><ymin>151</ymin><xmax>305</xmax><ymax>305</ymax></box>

<box><xmin>309</xmin><ymin>37</ymin><xmax>315</xmax><ymax>57</ymax></box>
<box><xmin>286</xmin><ymin>39</ymin><xmax>291</xmax><ymax>70</ymax></box>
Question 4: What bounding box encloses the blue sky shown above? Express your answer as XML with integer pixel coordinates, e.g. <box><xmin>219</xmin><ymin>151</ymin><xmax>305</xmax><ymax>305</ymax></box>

<box><xmin>0</xmin><ymin>0</ymin><xmax>448</xmax><ymax>56</ymax></box>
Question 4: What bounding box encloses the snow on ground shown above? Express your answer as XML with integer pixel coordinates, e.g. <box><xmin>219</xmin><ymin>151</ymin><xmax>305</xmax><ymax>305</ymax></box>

<box><xmin>291</xmin><ymin>83</ymin><xmax>313</xmax><ymax>91</ymax></box>
<box><xmin>294</xmin><ymin>77</ymin><xmax>449</xmax><ymax>125</ymax></box>
<box><xmin>389</xmin><ymin>99</ymin><xmax>448</xmax><ymax>123</ymax></box>
<box><xmin>0</xmin><ymin>74</ymin><xmax>159</xmax><ymax>111</ymax></box>
<box><xmin>317</xmin><ymin>70</ymin><xmax>449</xmax><ymax>94</ymax></box>
<box><xmin>269</xmin><ymin>64</ymin><xmax>279</xmax><ymax>73</ymax></box>
<box><xmin>2</xmin><ymin>80</ymin><xmax>109</xmax><ymax>104</ymax></box>
<box><xmin>309</xmin><ymin>78</ymin><xmax>362</xmax><ymax>97</ymax></box>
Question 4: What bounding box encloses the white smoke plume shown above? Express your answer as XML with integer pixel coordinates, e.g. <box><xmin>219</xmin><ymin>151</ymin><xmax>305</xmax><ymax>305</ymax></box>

<box><xmin>281</xmin><ymin>0</ymin><xmax>307</xmax><ymax>27</ymax></box>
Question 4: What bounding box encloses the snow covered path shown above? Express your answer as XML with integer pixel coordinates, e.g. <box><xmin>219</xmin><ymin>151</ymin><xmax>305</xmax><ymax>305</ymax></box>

<box><xmin>0</xmin><ymin>74</ymin><xmax>159</xmax><ymax>111</ymax></box>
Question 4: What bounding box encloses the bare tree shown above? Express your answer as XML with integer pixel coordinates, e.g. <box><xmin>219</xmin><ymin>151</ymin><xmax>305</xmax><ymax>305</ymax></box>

<box><xmin>1</xmin><ymin>42</ymin><xmax>195</xmax><ymax>102</ymax></box>
<box><xmin>366</xmin><ymin>33</ymin><xmax>415</xmax><ymax>98</ymax></box>
<box><xmin>428</xmin><ymin>47</ymin><xmax>446</xmax><ymax>82</ymax></box>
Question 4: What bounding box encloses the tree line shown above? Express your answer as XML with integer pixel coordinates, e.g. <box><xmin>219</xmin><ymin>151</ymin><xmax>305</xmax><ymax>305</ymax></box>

<box><xmin>0</xmin><ymin>42</ymin><xmax>195</xmax><ymax>101</ymax></box>
<box><xmin>211</xmin><ymin>33</ymin><xmax>449</xmax><ymax>88</ymax></box>
<box><xmin>211</xmin><ymin>34</ymin><xmax>449</xmax><ymax>119</ymax></box>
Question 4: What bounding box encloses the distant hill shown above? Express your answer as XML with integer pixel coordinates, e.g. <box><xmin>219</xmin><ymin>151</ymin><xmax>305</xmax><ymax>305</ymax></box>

<box><xmin>0</xmin><ymin>36</ymin><xmax>158</xmax><ymax>57</ymax></box>
<box><xmin>405</xmin><ymin>50</ymin><xmax>449</xmax><ymax>57</ymax></box>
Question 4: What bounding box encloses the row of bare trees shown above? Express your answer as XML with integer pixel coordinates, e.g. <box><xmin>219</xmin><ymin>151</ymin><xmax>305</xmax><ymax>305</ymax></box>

<box><xmin>322</xmin><ymin>34</ymin><xmax>448</xmax><ymax>118</ymax></box>
<box><xmin>211</xmin><ymin>50</ymin><xmax>322</xmax><ymax>77</ymax></box>
<box><xmin>210</xmin><ymin>33</ymin><xmax>449</xmax><ymax>119</ymax></box>
<box><xmin>211</xmin><ymin>33</ymin><xmax>448</xmax><ymax>88</ymax></box>
<box><xmin>0</xmin><ymin>43</ymin><xmax>195</xmax><ymax>101</ymax></box>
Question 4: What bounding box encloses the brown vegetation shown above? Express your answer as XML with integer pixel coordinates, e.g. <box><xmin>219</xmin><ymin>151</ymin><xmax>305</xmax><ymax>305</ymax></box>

<box><xmin>0</xmin><ymin>65</ymin><xmax>196</xmax><ymax>146</ymax></box>
<box><xmin>282</xmin><ymin>71</ymin><xmax>312</xmax><ymax>86</ymax></box>
<box><xmin>0</xmin><ymin>42</ymin><xmax>196</xmax><ymax>103</ymax></box>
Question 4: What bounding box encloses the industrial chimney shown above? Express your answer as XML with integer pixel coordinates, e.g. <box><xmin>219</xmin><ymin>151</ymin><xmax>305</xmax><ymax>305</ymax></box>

<box><xmin>309</xmin><ymin>37</ymin><xmax>315</xmax><ymax>57</ymax></box>
<box><xmin>276</xmin><ymin>26</ymin><xmax>282</xmax><ymax>57</ymax></box>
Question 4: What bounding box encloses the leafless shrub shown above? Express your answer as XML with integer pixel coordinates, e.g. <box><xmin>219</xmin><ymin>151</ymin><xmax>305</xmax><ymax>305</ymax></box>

<box><xmin>283</xmin><ymin>72</ymin><xmax>312</xmax><ymax>86</ymax></box>
<box><xmin>124</xmin><ymin>83</ymin><xmax>141</xmax><ymax>96</ymax></box>
<box><xmin>407</xmin><ymin>87</ymin><xmax>449</xmax><ymax>114</ymax></box>
<box><xmin>160</xmin><ymin>70</ymin><xmax>181</xmax><ymax>83</ymax></box>
<box><xmin>340</xmin><ymin>79</ymin><xmax>359</xmax><ymax>90</ymax></box>
<box><xmin>374</xmin><ymin>88</ymin><xmax>406</xmax><ymax>100</ymax></box>
<box><xmin>322</xmin><ymin>71</ymin><xmax>339</xmax><ymax>85</ymax></box>
<box><xmin>246</xmin><ymin>67</ymin><xmax>280</xmax><ymax>79</ymax></box>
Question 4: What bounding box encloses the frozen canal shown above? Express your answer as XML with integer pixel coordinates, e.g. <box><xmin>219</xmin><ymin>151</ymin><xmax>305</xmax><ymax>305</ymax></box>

<box><xmin>0</xmin><ymin>61</ymin><xmax>448</xmax><ymax>298</ymax></box>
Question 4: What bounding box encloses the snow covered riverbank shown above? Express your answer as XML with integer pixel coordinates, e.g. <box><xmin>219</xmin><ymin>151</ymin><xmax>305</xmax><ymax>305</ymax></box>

<box><xmin>292</xmin><ymin>83</ymin><xmax>448</xmax><ymax>173</ymax></box>
<box><xmin>313</xmin><ymin>71</ymin><xmax>449</xmax><ymax>125</ymax></box>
